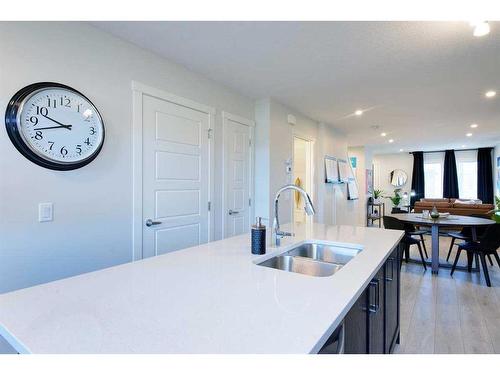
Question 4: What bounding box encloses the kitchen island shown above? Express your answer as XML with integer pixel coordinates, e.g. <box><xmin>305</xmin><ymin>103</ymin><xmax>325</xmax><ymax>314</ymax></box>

<box><xmin>0</xmin><ymin>223</ymin><xmax>403</xmax><ymax>354</ymax></box>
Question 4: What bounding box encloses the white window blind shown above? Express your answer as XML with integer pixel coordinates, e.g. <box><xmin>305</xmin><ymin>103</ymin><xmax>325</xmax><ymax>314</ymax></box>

<box><xmin>455</xmin><ymin>149</ymin><xmax>478</xmax><ymax>199</ymax></box>
<box><xmin>424</xmin><ymin>152</ymin><xmax>444</xmax><ymax>198</ymax></box>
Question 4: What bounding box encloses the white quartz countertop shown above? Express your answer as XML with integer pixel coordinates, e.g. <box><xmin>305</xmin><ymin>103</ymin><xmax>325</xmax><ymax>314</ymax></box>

<box><xmin>0</xmin><ymin>223</ymin><xmax>403</xmax><ymax>354</ymax></box>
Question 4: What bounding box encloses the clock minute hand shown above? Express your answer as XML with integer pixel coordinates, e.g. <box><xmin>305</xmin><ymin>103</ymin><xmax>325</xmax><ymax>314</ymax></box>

<box><xmin>42</xmin><ymin>114</ymin><xmax>72</xmax><ymax>129</ymax></box>
<box><xmin>35</xmin><ymin>125</ymin><xmax>72</xmax><ymax>131</ymax></box>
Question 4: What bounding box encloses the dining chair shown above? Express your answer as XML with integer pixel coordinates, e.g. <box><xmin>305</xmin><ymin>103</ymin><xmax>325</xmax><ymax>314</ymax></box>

<box><xmin>383</xmin><ymin>215</ymin><xmax>427</xmax><ymax>270</ymax></box>
<box><xmin>391</xmin><ymin>208</ymin><xmax>429</xmax><ymax>258</ymax></box>
<box><xmin>445</xmin><ymin>214</ymin><xmax>492</xmax><ymax>265</ymax></box>
<box><xmin>450</xmin><ymin>223</ymin><xmax>500</xmax><ymax>287</ymax></box>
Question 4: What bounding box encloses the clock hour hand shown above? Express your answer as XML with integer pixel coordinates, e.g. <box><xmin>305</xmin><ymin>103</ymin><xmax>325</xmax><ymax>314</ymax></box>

<box><xmin>42</xmin><ymin>114</ymin><xmax>72</xmax><ymax>130</ymax></box>
<box><xmin>34</xmin><ymin>125</ymin><xmax>72</xmax><ymax>131</ymax></box>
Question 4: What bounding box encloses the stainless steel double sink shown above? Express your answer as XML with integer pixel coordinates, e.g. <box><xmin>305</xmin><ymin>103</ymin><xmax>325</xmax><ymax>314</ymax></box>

<box><xmin>257</xmin><ymin>241</ymin><xmax>362</xmax><ymax>277</ymax></box>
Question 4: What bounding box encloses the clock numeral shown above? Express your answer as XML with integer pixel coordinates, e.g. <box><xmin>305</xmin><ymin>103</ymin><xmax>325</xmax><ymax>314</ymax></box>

<box><xmin>77</xmin><ymin>104</ymin><xmax>81</xmax><ymax>113</ymax></box>
<box><xmin>60</xmin><ymin>146</ymin><xmax>68</xmax><ymax>156</ymax></box>
<box><xmin>36</xmin><ymin>106</ymin><xmax>48</xmax><ymax>116</ymax></box>
<box><xmin>89</xmin><ymin>127</ymin><xmax>95</xmax><ymax>135</ymax></box>
<box><xmin>48</xmin><ymin>141</ymin><xmax>54</xmax><ymax>150</ymax></box>
<box><xmin>60</xmin><ymin>97</ymin><xmax>71</xmax><ymax>107</ymax></box>
<box><xmin>47</xmin><ymin>98</ymin><xmax>57</xmax><ymax>108</ymax></box>
<box><xmin>76</xmin><ymin>145</ymin><xmax>82</xmax><ymax>154</ymax></box>
<box><xmin>84</xmin><ymin>138</ymin><xmax>91</xmax><ymax>146</ymax></box>
<box><xmin>34</xmin><ymin>131</ymin><xmax>43</xmax><ymax>140</ymax></box>
<box><xmin>29</xmin><ymin>116</ymin><xmax>38</xmax><ymax>126</ymax></box>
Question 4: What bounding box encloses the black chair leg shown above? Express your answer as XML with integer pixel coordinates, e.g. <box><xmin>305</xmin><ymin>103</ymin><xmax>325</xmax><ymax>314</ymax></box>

<box><xmin>487</xmin><ymin>254</ymin><xmax>493</xmax><ymax>266</ymax></box>
<box><xmin>467</xmin><ymin>252</ymin><xmax>474</xmax><ymax>273</ymax></box>
<box><xmin>420</xmin><ymin>234</ymin><xmax>428</xmax><ymax>258</ymax></box>
<box><xmin>494</xmin><ymin>251</ymin><xmax>500</xmax><ymax>268</ymax></box>
<box><xmin>446</xmin><ymin>237</ymin><xmax>456</xmax><ymax>262</ymax></box>
<box><xmin>450</xmin><ymin>248</ymin><xmax>462</xmax><ymax>276</ymax></box>
<box><xmin>416</xmin><ymin>243</ymin><xmax>427</xmax><ymax>270</ymax></box>
<box><xmin>404</xmin><ymin>243</ymin><xmax>410</xmax><ymax>263</ymax></box>
<box><xmin>479</xmin><ymin>254</ymin><xmax>492</xmax><ymax>287</ymax></box>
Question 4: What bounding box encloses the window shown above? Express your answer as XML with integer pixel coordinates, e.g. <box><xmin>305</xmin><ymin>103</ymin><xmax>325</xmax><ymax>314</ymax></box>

<box><xmin>456</xmin><ymin>150</ymin><xmax>478</xmax><ymax>199</ymax></box>
<box><xmin>424</xmin><ymin>152</ymin><xmax>444</xmax><ymax>198</ymax></box>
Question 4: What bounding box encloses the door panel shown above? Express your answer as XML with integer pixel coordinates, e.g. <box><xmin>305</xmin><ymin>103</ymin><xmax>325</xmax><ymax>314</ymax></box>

<box><xmin>385</xmin><ymin>245</ymin><xmax>400</xmax><ymax>353</ymax></box>
<box><xmin>224</xmin><ymin>117</ymin><xmax>251</xmax><ymax>238</ymax></box>
<box><xmin>368</xmin><ymin>267</ymin><xmax>385</xmax><ymax>354</ymax></box>
<box><xmin>344</xmin><ymin>288</ymin><xmax>368</xmax><ymax>354</ymax></box>
<box><xmin>143</xmin><ymin>94</ymin><xmax>210</xmax><ymax>258</ymax></box>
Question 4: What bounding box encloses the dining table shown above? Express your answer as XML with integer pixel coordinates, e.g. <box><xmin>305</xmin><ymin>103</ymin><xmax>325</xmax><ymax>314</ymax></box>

<box><xmin>391</xmin><ymin>213</ymin><xmax>495</xmax><ymax>274</ymax></box>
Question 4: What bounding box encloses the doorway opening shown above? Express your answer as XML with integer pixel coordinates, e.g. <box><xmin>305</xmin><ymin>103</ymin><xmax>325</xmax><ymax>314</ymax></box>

<box><xmin>292</xmin><ymin>136</ymin><xmax>314</xmax><ymax>224</ymax></box>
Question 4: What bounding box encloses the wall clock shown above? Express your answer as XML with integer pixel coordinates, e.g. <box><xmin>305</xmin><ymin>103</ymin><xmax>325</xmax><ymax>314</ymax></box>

<box><xmin>5</xmin><ymin>82</ymin><xmax>105</xmax><ymax>170</ymax></box>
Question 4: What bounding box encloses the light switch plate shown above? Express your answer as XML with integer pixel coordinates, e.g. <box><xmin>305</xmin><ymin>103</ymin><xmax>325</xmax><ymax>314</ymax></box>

<box><xmin>38</xmin><ymin>203</ymin><xmax>53</xmax><ymax>222</ymax></box>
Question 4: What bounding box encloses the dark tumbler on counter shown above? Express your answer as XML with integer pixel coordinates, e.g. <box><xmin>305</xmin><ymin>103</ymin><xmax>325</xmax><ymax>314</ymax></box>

<box><xmin>251</xmin><ymin>217</ymin><xmax>266</xmax><ymax>255</ymax></box>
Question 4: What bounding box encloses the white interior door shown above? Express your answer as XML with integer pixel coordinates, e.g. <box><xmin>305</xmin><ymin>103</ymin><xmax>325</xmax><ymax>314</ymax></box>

<box><xmin>223</xmin><ymin>115</ymin><xmax>252</xmax><ymax>238</ymax></box>
<box><xmin>142</xmin><ymin>94</ymin><xmax>210</xmax><ymax>257</ymax></box>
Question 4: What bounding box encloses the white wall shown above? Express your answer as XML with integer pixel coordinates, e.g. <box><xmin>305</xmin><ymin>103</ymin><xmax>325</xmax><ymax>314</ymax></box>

<box><xmin>0</xmin><ymin>22</ymin><xmax>255</xmax><ymax>293</ymax></box>
<box><xmin>253</xmin><ymin>100</ymin><xmax>360</xmax><ymax>229</ymax></box>
<box><xmin>347</xmin><ymin>146</ymin><xmax>373</xmax><ymax>225</ymax></box>
<box><xmin>373</xmin><ymin>153</ymin><xmax>413</xmax><ymax>209</ymax></box>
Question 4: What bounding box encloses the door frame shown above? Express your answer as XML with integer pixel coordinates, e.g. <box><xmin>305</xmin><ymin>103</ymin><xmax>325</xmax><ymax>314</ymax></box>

<box><xmin>221</xmin><ymin>111</ymin><xmax>255</xmax><ymax>239</ymax></box>
<box><xmin>132</xmin><ymin>81</ymin><xmax>216</xmax><ymax>260</ymax></box>
<box><xmin>291</xmin><ymin>133</ymin><xmax>315</xmax><ymax>220</ymax></box>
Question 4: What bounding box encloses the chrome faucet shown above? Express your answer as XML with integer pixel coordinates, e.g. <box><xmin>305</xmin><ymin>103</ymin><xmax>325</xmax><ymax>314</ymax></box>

<box><xmin>273</xmin><ymin>184</ymin><xmax>316</xmax><ymax>246</ymax></box>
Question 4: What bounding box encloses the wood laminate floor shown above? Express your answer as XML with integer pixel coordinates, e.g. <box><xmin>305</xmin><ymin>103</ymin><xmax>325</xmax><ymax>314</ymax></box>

<box><xmin>394</xmin><ymin>235</ymin><xmax>500</xmax><ymax>354</ymax></box>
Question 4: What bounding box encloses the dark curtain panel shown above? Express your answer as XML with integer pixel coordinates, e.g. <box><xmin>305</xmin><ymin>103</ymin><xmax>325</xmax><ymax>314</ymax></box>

<box><xmin>477</xmin><ymin>147</ymin><xmax>493</xmax><ymax>204</ymax></box>
<box><xmin>410</xmin><ymin>151</ymin><xmax>425</xmax><ymax>206</ymax></box>
<box><xmin>443</xmin><ymin>150</ymin><xmax>459</xmax><ymax>198</ymax></box>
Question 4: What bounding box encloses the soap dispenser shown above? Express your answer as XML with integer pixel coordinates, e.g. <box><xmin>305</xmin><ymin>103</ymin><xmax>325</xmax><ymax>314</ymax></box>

<box><xmin>251</xmin><ymin>217</ymin><xmax>266</xmax><ymax>255</ymax></box>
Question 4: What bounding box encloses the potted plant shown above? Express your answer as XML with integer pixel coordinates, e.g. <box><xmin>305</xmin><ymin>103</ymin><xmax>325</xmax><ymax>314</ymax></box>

<box><xmin>371</xmin><ymin>189</ymin><xmax>384</xmax><ymax>204</ymax></box>
<box><xmin>488</xmin><ymin>196</ymin><xmax>500</xmax><ymax>223</ymax></box>
<box><xmin>386</xmin><ymin>189</ymin><xmax>402</xmax><ymax>208</ymax></box>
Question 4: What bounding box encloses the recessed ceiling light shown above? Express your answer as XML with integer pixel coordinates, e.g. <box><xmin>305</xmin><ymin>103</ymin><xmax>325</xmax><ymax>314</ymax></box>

<box><xmin>380</xmin><ymin>132</ymin><xmax>387</xmax><ymax>137</ymax></box>
<box><xmin>471</xmin><ymin>21</ymin><xmax>490</xmax><ymax>37</ymax></box>
<box><xmin>470</xmin><ymin>123</ymin><xmax>478</xmax><ymax>128</ymax></box>
<box><xmin>485</xmin><ymin>90</ymin><xmax>496</xmax><ymax>98</ymax></box>
<box><xmin>466</xmin><ymin>133</ymin><xmax>473</xmax><ymax>137</ymax></box>
<box><xmin>399</xmin><ymin>148</ymin><xmax>404</xmax><ymax>152</ymax></box>
<box><xmin>388</xmin><ymin>139</ymin><xmax>394</xmax><ymax>143</ymax></box>
<box><xmin>461</xmin><ymin>145</ymin><xmax>466</xmax><ymax>148</ymax></box>
<box><xmin>355</xmin><ymin>109</ymin><xmax>363</xmax><ymax>116</ymax></box>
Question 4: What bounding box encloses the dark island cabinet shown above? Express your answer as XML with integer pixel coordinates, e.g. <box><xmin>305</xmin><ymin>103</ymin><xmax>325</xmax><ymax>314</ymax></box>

<box><xmin>384</xmin><ymin>245</ymin><xmax>401</xmax><ymax>353</ymax></box>
<box><xmin>343</xmin><ymin>243</ymin><xmax>401</xmax><ymax>354</ymax></box>
<box><xmin>343</xmin><ymin>288</ymin><xmax>368</xmax><ymax>353</ymax></box>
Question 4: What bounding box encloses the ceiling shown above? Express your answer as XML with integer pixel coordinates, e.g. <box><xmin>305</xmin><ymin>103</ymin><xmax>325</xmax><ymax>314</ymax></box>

<box><xmin>92</xmin><ymin>21</ymin><xmax>500</xmax><ymax>154</ymax></box>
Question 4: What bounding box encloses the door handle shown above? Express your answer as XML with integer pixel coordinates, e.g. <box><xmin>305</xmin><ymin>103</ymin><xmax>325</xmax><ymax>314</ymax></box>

<box><xmin>368</xmin><ymin>279</ymin><xmax>380</xmax><ymax>313</ymax></box>
<box><xmin>145</xmin><ymin>219</ymin><xmax>162</xmax><ymax>227</ymax></box>
<box><xmin>228</xmin><ymin>209</ymin><xmax>240</xmax><ymax>215</ymax></box>
<box><xmin>385</xmin><ymin>257</ymin><xmax>394</xmax><ymax>282</ymax></box>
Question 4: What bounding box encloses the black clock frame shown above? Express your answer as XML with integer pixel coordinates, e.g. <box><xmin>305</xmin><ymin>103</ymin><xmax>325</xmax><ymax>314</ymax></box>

<box><xmin>5</xmin><ymin>82</ymin><xmax>105</xmax><ymax>171</ymax></box>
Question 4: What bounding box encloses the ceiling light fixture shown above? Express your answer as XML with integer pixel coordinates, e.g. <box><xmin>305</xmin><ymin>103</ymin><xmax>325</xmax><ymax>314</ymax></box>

<box><xmin>381</xmin><ymin>132</ymin><xmax>387</xmax><ymax>137</ymax></box>
<box><xmin>470</xmin><ymin>123</ymin><xmax>478</xmax><ymax>128</ymax></box>
<box><xmin>399</xmin><ymin>148</ymin><xmax>404</xmax><ymax>152</ymax></box>
<box><xmin>388</xmin><ymin>139</ymin><xmax>394</xmax><ymax>143</ymax></box>
<box><xmin>355</xmin><ymin>109</ymin><xmax>363</xmax><ymax>116</ymax></box>
<box><xmin>466</xmin><ymin>133</ymin><xmax>473</xmax><ymax>137</ymax></box>
<box><xmin>471</xmin><ymin>21</ymin><xmax>490</xmax><ymax>37</ymax></box>
<box><xmin>461</xmin><ymin>145</ymin><xmax>466</xmax><ymax>148</ymax></box>
<box><xmin>485</xmin><ymin>90</ymin><xmax>496</xmax><ymax>98</ymax></box>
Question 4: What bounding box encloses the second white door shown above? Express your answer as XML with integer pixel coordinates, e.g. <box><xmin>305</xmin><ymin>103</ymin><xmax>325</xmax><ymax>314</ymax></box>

<box><xmin>223</xmin><ymin>114</ymin><xmax>253</xmax><ymax>238</ymax></box>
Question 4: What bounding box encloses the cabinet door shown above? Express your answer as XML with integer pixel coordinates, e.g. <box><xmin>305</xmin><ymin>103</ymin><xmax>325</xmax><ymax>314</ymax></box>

<box><xmin>344</xmin><ymin>288</ymin><xmax>368</xmax><ymax>354</ymax></box>
<box><xmin>368</xmin><ymin>267</ymin><xmax>385</xmax><ymax>354</ymax></box>
<box><xmin>384</xmin><ymin>246</ymin><xmax>400</xmax><ymax>353</ymax></box>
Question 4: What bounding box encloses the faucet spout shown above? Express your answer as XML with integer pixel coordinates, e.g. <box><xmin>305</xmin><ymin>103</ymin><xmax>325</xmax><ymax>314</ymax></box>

<box><xmin>273</xmin><ymin>184</ymin><xmax>315</xmax><ymax>246</ymax></box>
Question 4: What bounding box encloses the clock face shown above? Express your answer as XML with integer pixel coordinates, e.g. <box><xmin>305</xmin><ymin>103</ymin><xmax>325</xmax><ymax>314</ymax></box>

<box><xmin>5</xmin><ymin>83</ymin><xmax>105</xmax><ymax>170</ymax></box>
